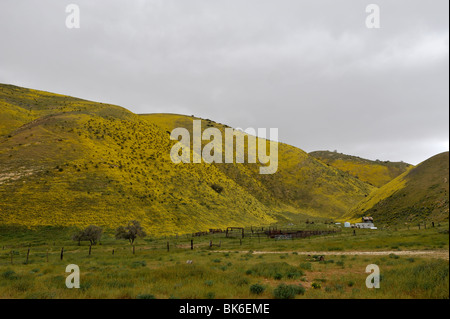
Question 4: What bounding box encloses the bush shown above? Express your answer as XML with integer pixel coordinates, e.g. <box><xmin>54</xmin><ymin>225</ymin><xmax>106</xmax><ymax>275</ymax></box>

<box><xmin>1</xmin><ymin>270</ymin><xmax>17</xmax><ymax>280</ymax></box>
<box><xmin>299</xmin><ymin>262</ymin><xmax>312</xmax><ymax>271</ymax></box>
<box><xmin>247</xmin><ymin>262</ymin><xmax>303</xmax><ymax>280</ymax></box>
<box><xmin>250</xmin><ymin>283</ymin><xmax>266</xmax><ymax>295</ymax></box>
<box><xmin>236</xmin><ymin>278</ymin><xmax>249</xmax><ymax>286</ymax></box>
<box><xmin>311</xmin><ymin>282</ymin><xmax>322</xmax><ymax>289</ymax></box>
<box><xmin>273</xmin><ymin>284</ymin><xmax>305</xmax><ymax>299</ymax></box>
<box><xmin>296</xmin><ymin>284</ymin><xmax>306</xmax><ymax>295</ymax></box>
<box><xmin>287</xmin><ymin>272</ymin><xmax>302</xmax><ymax>279</ymax></box>
<box><xmin>131</xmin><ymin>260</ymin><xmax>147</xmax><ymax>268</ymax></box>
<box><xmin>274</xmin><ymin>273</ymin><xmax>283</xmax><ymax>280</ymax></box>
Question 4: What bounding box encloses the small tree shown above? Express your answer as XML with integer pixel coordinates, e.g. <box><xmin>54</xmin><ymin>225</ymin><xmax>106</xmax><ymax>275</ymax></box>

<box><xmin>115</xmin><ymin>220</ymin><xmax>146</xmax><ymax>244</ymax></box>
<box><xmin>72</xmin><ymin>225</ymin><xmax>103</xmax><ymax>246</ymax></box>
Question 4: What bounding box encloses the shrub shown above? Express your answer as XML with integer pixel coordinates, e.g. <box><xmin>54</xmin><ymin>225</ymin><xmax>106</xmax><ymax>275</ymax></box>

<box><xmin>311</xmin><ymin>282</ymin><xmax>322</xmax><ymax>289</ymax></box>
<box><xmin>1</xmin><ymin>270</ymin><xmax>17</xmax><ymax>280</ymax></box>
<box><xmin>250</xmin><ymin>283</ymin><xmax>266</xmax><ymax>295</ymax></box>
<box><xmin>296</xmin><ymin>284</ymin><xmax>306</xmax><ymax>295</ymax></box>
<box><xmin>131</xmin><ymin>260</ymin><xmax>147</xmax><ymax>268</ymax></box>
<box><xmin>236</xmin><ymin>278</ymin><xmax>249</xmax><ymax>286</ymax></box>
<box><xmin>274</xmin><ymin>273</ymin><xmax>283</xmax><ymax>280</ymax></box>
<box><xmin>247</xmin><ymin>262</ymin><xmax>303</xmax><ymax>280</ymax></box>
<box><xmin>299</xmin><ymin>262</ymin><xmax>312</xmax><ymax>271</ymax></box>
<box><xmin>287</xmin><ymin>272</ymin><xmax>302</xmax><ymax>279</ymax></box>
<box><xmin>273</xmin><ymin>284</ymin><xmax>305</xmax><ymax>299</ymax></box>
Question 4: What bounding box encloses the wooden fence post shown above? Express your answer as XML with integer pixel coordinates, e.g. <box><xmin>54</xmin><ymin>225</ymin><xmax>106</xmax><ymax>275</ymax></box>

<box><xmin>26</xmin><ymin>248</ymin><xmax>30</xmax><ymax>264</ymax></box>
<box><xmin>191</xmin><ymin>239</ymin><xmax>193</xmax><ymax>250</ymax></box>
<box><xmin>167</xmin><ymin>242</ymin><xmax>170</xmax><ymax>252</ymax></box>
<box><xmin>60</xmin><ymin>247</ymin><xmax>64</xmax><ymax>260</ymax></box>
<box><xmin>112</xmin><ymin>249</ymin><xmax>115</xmax><ymax>255</ymax></box>
<box><xmin>89</xmin><ymin>245</ymin><xmax>92</xmax><ymax>256</ymax></box>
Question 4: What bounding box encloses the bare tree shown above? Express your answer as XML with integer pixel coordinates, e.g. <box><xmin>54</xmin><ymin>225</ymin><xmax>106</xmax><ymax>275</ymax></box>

<box><xmin>72</xmin><ymin>225</ymin><xmax>103</xmax><ymax>245</ymax></box>
<box><xmin>115</xmin><ymin>220</ymin><xmax>146</xmax><ymax>244</ymax></box>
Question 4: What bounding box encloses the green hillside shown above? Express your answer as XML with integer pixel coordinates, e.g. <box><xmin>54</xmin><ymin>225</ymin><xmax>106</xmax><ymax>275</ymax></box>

<box><xmin>310</xmin><ymin>150</ymin><xmax>412</xmax><ymax>187</ymax></box>
<box><xmin>346</xmin><ymin>152</ymin><xmax>449</xmax><ymax>225</ymax></box>
<box><xmin>0</xmin><ymin>84</ymin><xmax>374</xmax><ymax>234</ymax></box>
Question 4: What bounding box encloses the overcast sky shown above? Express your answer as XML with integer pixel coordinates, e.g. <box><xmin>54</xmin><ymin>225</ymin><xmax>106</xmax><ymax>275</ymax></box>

<box><xmin>0</xmin><ymin>0</ymin><xmax>448</xmax><ymax>165</ymax></box>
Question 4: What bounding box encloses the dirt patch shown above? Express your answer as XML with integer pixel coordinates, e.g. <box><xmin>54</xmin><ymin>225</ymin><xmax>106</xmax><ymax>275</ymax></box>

<box><xmin>0</xmin><ymin>167</ymin><xmax>35</xmax><ymax>185</ymax></box>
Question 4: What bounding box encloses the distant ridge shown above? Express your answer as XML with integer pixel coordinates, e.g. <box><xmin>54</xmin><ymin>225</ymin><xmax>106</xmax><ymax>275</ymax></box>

<box><xmin>310</xmin><ymin>150</ymin><xmax>412</xmax><ymax>187</ymax></box>
<box><xmin>346</xmin><ymin>152</ymin><xmax>449</xmax><ymax>225</ymax></box>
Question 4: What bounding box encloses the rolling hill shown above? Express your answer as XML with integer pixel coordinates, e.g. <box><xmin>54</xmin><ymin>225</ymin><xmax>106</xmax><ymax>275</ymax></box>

<box><xmin>0</xmin><ymin>83</ymin><xmax>375</xmax><ymax>234</ymax></box>
<box><xmin>346</xmin><ymin>152</ymin><xmax>449</xmax><ymax>225</ymax></box>
<box><xmin>310</xmin><ymin>150</ymin><xmax>412</xmax><ymax>187</ymax></box>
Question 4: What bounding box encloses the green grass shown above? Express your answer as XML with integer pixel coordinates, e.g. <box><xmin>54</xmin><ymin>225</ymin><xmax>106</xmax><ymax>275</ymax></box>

<box><xmin>0</xmin><ymin>225</ymin><xmax>447</xmax><ymax>299</ymax></box>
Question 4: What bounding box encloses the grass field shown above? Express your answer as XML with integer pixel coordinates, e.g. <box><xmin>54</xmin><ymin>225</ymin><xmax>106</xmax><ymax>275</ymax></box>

<box><xmin>0</xmin><ymin>223</ymin><xmax>448</xmax><ymax>299</ymax></box>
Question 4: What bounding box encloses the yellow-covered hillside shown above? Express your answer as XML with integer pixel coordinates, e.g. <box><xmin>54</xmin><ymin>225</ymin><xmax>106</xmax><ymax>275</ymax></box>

<box><xmin>0</xmin><ymin>84</ymin><xmax>374</xmax><ymax>234</ymax></box>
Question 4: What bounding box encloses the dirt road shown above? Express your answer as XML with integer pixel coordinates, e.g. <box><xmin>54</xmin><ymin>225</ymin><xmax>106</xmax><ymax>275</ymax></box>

<box><xmin>211</xmin><ymin>250</ymin><xmax>449</xmax><ymax>260</ymax></box>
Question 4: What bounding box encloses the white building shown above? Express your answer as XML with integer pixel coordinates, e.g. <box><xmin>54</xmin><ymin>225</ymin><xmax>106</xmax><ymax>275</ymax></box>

<box><xmin>354</xmin><ymin>216</ymin><xmax>376</xmax><ymax>229</ymax></box>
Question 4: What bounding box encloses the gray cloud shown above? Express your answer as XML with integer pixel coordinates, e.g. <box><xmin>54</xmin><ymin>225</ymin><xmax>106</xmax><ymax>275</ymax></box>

<box><xmin>1</xmin><ymin>0</ymin><xmax>448</xmax><ymax>165</ymax></box>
